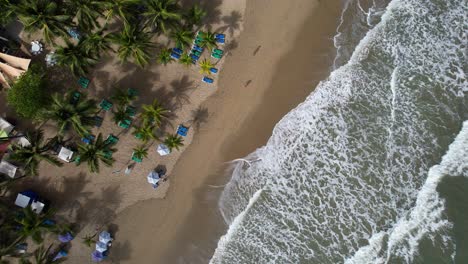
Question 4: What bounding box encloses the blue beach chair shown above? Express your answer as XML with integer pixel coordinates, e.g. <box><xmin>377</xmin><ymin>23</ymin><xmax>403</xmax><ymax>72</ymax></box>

<box><xmin>202</xmin><ymin>76</ymin><xmax>214</xmax><ymax>84</ymax></box>
<box><xmin>172</xmin><ymin>47</ymin><xmax>183</xmax><ymax>55</ymax></box>
<box><xmin>177</xmin><ymin>125</ymin><xmax>189</xmax><ymax>137</ymax></box>
<box><xmin>170</xmin><ymin>52</ymin><xmax>181</xmax><ymax>60</ymax></box>
<box><xmin>210</xmin><ymin>67</ymin><xmax>218</xmax><ymax>74</ymax></box>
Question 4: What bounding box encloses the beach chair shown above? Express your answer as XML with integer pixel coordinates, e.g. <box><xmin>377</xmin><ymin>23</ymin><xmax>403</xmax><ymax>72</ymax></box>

<box><xmin>211</xmin><ymin>53</ymin><xmax>222</xmax><ymax>59</ymax></box>
<box><xmin>191</xmin><ymin>50</ymin><xmax>202</xmax><ymax>57</ymax></box>
<box><xmin>177</xmin><ymin>125</ymin><xmax>189</xmax><ymax>137</ymax></box>
<box><xmin>70</xmin><ymin>91</ymin><xmax>81</xmax><ymax>105</ymax></box>
<box><xmin>99</xmin><ymin>99</ymin><xmax>113</xmax><ymax>111</ymax></box>
<box><xmin>118</xmin><ymin>119</ymin><xmax>131</xmax><ymax>129</ymax></box>
<box><xmin>215</xmin><ymin>33</ymin><xmax>225</xmax><ymax>39</ymax></box>
<box><xmin>103</xmin><ymin>150</ymin><xmax>113</xmax><ymax>159</ymax></box>
<box><xmin>134</xmin><ymin>132</ymin><xmax>143</xmax><ymax>140</ymax></box>
<box><xmin>131</xmin><ymin>152</ymin><xmax>143</xmax><ymax>163</ymax></box>
<box><xmin>216</xmin><ymin>38</ymin><xmax>225</xmax><ymax>44</ymax></box>
<box><xmin>170</xmin><ymin>52</ymin><xmax>181</xmax><ymax>60</ymax></box>
<box><xmin>172</xmin><ymin>47</ymin><xmax>183</xmax><ymax>55</ymax></box>
<box><xmin>94</xmin><ymin>116</ymin><xmax>103</xmax><ymax>128</ymax></box>
<box><xmin>78</xmin><ymin>77</ymin><xmax>90</xmax><ymax>89</ymax></box>
<box><xmin>105</xmin><ymin>134</ymin><xmax>119</xmax><ymax>145</ymax></box>
<box><xmin>81</xmin><ymin>134</ymin><xmax>95</xmax><ymax>144</ymax></box>
<box><xmin>210</xmin><ymin>67</ymin><xmax>218</xmax><ymax>74</ymax></box>
<box><xmin>213</xmin><ymin>48</ymin><xmax>224</xmax><ymax>55</ymax></box>
<box><xmin>202</xmin><ymin>76</ymin><xmax>214</xmax><ymax>84</ymax></box>
<box><xmin>190</xmin><ymin>54</ymin><xmax>200</xmax><ymax>61</ymax></box>
<box><xmin>74</xmin><ymin>155</ymin><xmax>81</xmax><ymax>164</ymax></box>
<box><xmin>193</xmin><ymin>45</ymin><xmax>203</xmax><ymax>52</ymax></box>
<box><xmin>125</xmin><ymin>106</ymin><xmax>137</xmax><ymax>117</ymax></box>
<box><xmin>127</xmin><ymin>88</ymin><xmax>138</xmax><ymax>97</ymax></box>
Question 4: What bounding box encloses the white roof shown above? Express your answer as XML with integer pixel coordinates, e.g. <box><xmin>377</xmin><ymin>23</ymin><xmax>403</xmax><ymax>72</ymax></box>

<box><xmin>0</xmin><ymin>118</ymin><xmax>13</xmax><ymax>134</ymax></box>
<box><xmin>0</xmin><ymin>160</ymin><xmax>18</xmax><ymax>178</ymax></box>
<box><xmin>58</xmin><ymin>147</ymin><xmax>74</xmax><ymax>162</ymax></box>
<box><xmin>157</xmin><ymin>144</ymin><xmax>170</xmax><ymax>156</ymax></box>
<box><xmin>15</xmin><ymin>193</ymin><xmax>31</xmax><ymax>208</ymax></box>
<box><xmin>99</xmin><ymin>231</ymin><xmax>112</xmax><ymax>243</ymax></box>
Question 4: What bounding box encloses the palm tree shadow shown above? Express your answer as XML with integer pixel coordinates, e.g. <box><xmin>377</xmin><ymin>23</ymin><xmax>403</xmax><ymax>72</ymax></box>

<box><xmin>217</xmin><ymin>11</ymin><xmax>243</xmax><ymax>36</ymax></box>
<box><xmin>169</xmin><ymin>75</ymin><xmax>194</xmax><ymax>109</ymax></box>
<box><xmin>190</xmin><ymin>106</ymin><xmax>209</xmax><ymax>131</ymax></box>
<box><xmin>75</xmin><ymin>185</ymin><xmax>122</xmax><ymax>227</ymax></box>
<box><xmin>179</xmin><ymin>0</ymin><xmax>223</xmax><ymax>26</ymax></box>
<box><xmin>108</xmin><ymin>240</ymin><xmax>132</xmax><ymax>263</ymax></box>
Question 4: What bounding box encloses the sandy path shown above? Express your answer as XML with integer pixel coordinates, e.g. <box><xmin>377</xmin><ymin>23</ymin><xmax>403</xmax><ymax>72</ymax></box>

<box><xmin>109</xmin><ymin>0</ymin><xmax>343</xmax><ymax>263</ymax></box>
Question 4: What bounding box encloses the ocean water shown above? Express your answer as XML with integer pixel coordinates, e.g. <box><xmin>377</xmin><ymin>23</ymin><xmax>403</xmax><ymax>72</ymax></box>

<box><xmin>210</xmin><ymin>0</ymin><xmax>467</xmax><ymax>263</ymax></box>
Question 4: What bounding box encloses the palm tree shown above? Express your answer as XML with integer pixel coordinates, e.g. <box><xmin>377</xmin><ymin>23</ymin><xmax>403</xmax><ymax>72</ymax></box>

<box><xmin>81</xmin><ymin>30</ymin><xmax>113</xmax><ymax>57</ymax></box>
<box><xmin>132</xmin><ymin>145</ymin><xmax>148</xmax><ymax>161</ymax></box>
<box><xmin>163</xmin><ymin>134</ymin><xmax>184</xmax><ymax>152</ymax></box>
<box><xmin>141</xmin><ymin>99</ymin><xmax>169</xmax><ymax>126</ymax></box>
<box><xmin>112</xmin><ymin>106</ymin><xmax>131</xmax><ymax>125</ymax></box>
<box><xmin>132</xmin><ymin>125</ymin><xmax>156</xmax><ymax>142</ymax></box>
<box><xmin>65</xmin><ymin>0</ymin><xmax>106</xmax><ymax>31</ymax></box>
<box><xmin>199</xmin><ymin>31</ymin><xmax>217</xmax><ymax>50</ymax></box>
<box><xmin>42</xmin><ymin>93</ymin><xmax>97</xmax><ymax>137</ymax></box>
<box><xmin>33</xmin><ymin>244</ymin><xmax>65</xmax><ymax>264</ymax></box>
<box><xmin>142</xmin><ymin>0</ymin><xmax>182</xmax><ymax>34</ymax></box>
<box><xmin>82</xmin><ymin>233</ymin><xmax>96</xmax><ymax>247</ymax></box>
<box><xmin>16</xmin><ymin>0</ymin><xmax>72</xmax><ymax>43</ymax></box>
<box><xmin>0</xmin><ymin>0</ymin><xmax>17</xmax><ymax>26</ymax></box>
<box><xmin>171</xmin><ymin>29</ymin><xmax>193</xmax><ymax>49</ymax></box>
<box><xmin>54</xmin><ymin>41</ymin><xmax>98</xmax><ymax>76</ymax></box>
<box><xmin>184</xmin><ymin>4</ymin><xmax>206</xmax><ymax>28</ymax></box>
<box><xmin>77</xmin><ymin>133</ymin><xmax>115</xmax><ymax>173</ymax></box>
<box><xmin>102</xmin><ymin>0</ymin><xmax>140</xmax><ymax>27</ymax></box>
<box><xmin>157</xmin><ymin>48</ymin><xmax>173</xmax><ymax>65</ymax></box>
<box><xmin>9</xmin><ymin>130</ymin><xmax>62</xmax><ymax>176</ymax></box>
<box><xmin>199</xmin><ymin>59</ymin><xmax>214</xmax><ymax>74</ymax></box>
<box><xmin>111</xmin><ymin>88</ymin><xmax>136</xmax><ymax>107</ymax></box>
<box><xmin>179</xmin><ymin>53</ymin><xmax>193</xmax><ymax>67</ymax></box>
<box><xmin>111</xmin><ymin>25</ymin><xmax>154</xmax><ymax>67</ymax></box>
<box><xmin>14</xmin><ymin>207</ymin><xmax>58</xmax><ymax>244</ymax></box>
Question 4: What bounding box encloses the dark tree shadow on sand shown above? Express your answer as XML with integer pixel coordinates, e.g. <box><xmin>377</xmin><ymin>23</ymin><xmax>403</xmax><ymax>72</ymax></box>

<box><xmin>190</xmin><ymin>106</ymin><xmax>209</xmax><ymax>131</ymax></box>
<box><xmin>217</xmin><ymin>10</ymin><xmax>243</xmax><ymax>36</ymax></box>
<box><xmin>169</xmin><ymin>75</ymin><xmax>194</xmax><ymax>108</ymax></box>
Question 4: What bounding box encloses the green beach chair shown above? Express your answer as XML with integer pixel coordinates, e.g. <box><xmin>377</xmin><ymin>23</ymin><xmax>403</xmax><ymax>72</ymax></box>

<box><xmin>70</xmin><ymin>91</ymin><xmax>81</xmax><ymax>105</ymax></box>
<box><xmin>78</xmin><ymin>77</ymin><xmax>90</xmax><ymax>89</ymax></box>
<box><xmin>118</xmin><ymin>119</ymin><xmax>131</xmax><ymax>129</ymax></box>
<box><xmin>105</xmin><ymin>134</ymin><xmax>119</xmax><ymax>145</ymax></box>
<box><xmin>127</xmin><ymin>88</ymin><xmax>138</xmax><ymax>97</ymax></box>
<box><xmin>103</xmin><ymin>150</ymin><xmax>113</xmax><ymax>159</ymax></box>
<box><xmin>211</xmin><ymin>52</ymin><xmax>222</xmax><ymax>59</ymax></box>
<box><xmin>74</xmin><ymin>155</ymin><xmax>81</xmax><ymax>164</ymax></box>
<box><xmin>125</xmin><ymin>106</ymin><xmax>137</xmax><ymax>117</ymax></box>
<box><xmin>99</xmin><ymin>99</ymin><xmax>113</xmax><ymax>111</ymax></box>
<box><xmin>131</xmin><ymin>152</ymin><xmax>143</xmax><ymax>163</ymax></box>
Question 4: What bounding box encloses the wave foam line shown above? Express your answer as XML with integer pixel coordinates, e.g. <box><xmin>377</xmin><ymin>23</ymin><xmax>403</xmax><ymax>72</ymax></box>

<box><xmin>346</xmin><ymin>120</ymin><xmax>468</xmax><ymax>264</ymax></box>
<box><xmin>210</xmin><ymin>189</ymin><xmax>264</xmax><ymax>264</ymax></box>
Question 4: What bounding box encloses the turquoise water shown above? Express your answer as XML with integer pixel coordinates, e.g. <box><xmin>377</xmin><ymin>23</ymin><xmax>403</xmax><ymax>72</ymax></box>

<box><xmin>210</xmin><ymin>0</ymin><xmax>467</xmax><ymax>263</ymax></box>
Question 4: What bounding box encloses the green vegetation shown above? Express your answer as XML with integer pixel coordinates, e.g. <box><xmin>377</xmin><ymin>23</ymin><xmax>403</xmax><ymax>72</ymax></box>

<box><xmin>179</xmin><ymin>53</ymin><xmax>193</xmax><ymax>67</ymax></box>
<box><xmin>185</xmin><ymin>4</ymin><xmax>207</xmax><ymax>28</ymax></box>
<box><xmin>132</xmin><ymin>145</ymin><xmax>148</xmax><ymax>161</ymax></box>
<box><xmin>157</xmin><ymin>48</ymin><xmax>173</xmax><ymax>65</ymax></box>
<box><xmin>14</xmin><ymin>207</ymin><xmax>58</xmax><ymax>244</ymax></box>
<box><xmin>9</xmin><ymin>130</ymin><xmax>63</xmax><ymax>176</ymax></box>
<box><xmin>171</xmin><ymin>29</ymin><xmax>194</xmax><ymax>49</ymax></box>
<box><xmin>132</xmin><ymin>125</ymin><xmax>156</xmax><ymax>142</ymax></box>
<box><xmin>111</xmin><ymin>25</ymin><xmax>154</xmax><ymax>67</ymax></box>
<box><xmin>164</xmin><ymin>134</ymin><xmax>184</xmax><ymax>152</ymax></box>
<box><xmin>42</xmin><ymin>93</ymin><xmax>97</xmax><ymax>136</ymax></box>
<box><xmin>198</xmin><ymin>31</ymin><xmax>218</xmax><ymax>50</ymax></box>
<box><xmin>7</xmin><ymin>66</ymin><xmax>49</xmax><ymax>120</ymax></box>
<box><xmin>141</xmin><ymin>99</ymin><xmax>169</xmax><ymax>126</ymax></box>
<box><xmin>199</xmin><ymin>59</ymin><xmax>214</xmax><ymax>75</ymax></box>
<box><xmin>77</xmin><ymin>133</ymin><xmax>115</xmax><ymax>173</ymax></box>
<box><xmin>142</xmin><ymin>0</ymin><xmax>182</xmax><ymax>33</ymax></box>
<box><xmin>54</xmin><ymin>41</ymin><xmax>98</xmax><ymax>76</ymax></box>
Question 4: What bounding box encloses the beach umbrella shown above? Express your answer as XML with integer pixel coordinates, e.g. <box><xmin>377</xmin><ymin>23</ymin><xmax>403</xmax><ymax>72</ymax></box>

<box><xmin>95</xmin><ymin>241</ymin><xmax>107</xmax><ymax>253</ymax></box>
<box><xmin>147</xmin><ymin>171</ymin><xmax>161</xmax><ymax>185</ymax></box>
<box><xmin>157</xmin><ymin>143</ymin><xmax>170</xmax><ymax>156</ymax></box>
<box><xmin>58</xmin><ymin>232</ymin><xmax>74</xmax><ymax>243</ymax></box>
<box><xmin>53</xmin><ymin>250</ymin><xmax>68</xmax><ymax>261</ymax></box>
<box><xmin>99</xmin><ymin>231</ymin><xmax>112</xmax><ymax>244</ymax></box>
<box><xmin>91</xmin><ymin>250</ymin><xmax>105</xmax><ymax>262</ymax></box>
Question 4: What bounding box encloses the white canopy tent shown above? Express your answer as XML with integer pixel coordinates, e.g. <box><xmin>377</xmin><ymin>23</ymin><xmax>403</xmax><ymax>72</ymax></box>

<box><xmin>0</xmin><ymin>160</ymin><xmax>18</xmax><ymax>178</ymax></box>
<box><xmin>95</xmin><ymin>242</ymin><xmax>108</xmax><ymax>253</ymax></box>
<box><xmin>0</xmin><ymin>118</ymin><xmax>13</xmax><ymax>134</ymax></box>
<box><xmin>14</xmin><ymin>193</ymin><xmax>30</xmax><ymax>208</ymax></box>
<box><xmin>157</xmin><ymin>143</ymin><xmax>170</xmax><ymax>156</ymax></box>
<box><xmin>99</xmin><ymin>231</ymin><xmax>112</xmax><ymax>244</ymax></box>
<box><xmin>147</xmin><ymin>171</ymin><xmax>161</xmax><ymax>185</ymax></box>
<box><xmin>58</xmin><ymin>147</ymin><xmax>74</xmax><ymax>162</ymax></box>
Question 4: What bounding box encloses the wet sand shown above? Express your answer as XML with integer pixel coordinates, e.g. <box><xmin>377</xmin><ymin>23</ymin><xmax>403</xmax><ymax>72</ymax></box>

<box><xmin>111</xmin><ymin>0</ymin><xmax>343</xmax><ymax>263</ymax></box>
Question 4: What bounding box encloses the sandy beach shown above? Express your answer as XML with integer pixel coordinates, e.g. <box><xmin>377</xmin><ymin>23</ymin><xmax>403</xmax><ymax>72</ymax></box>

<box><xmin>108</xmin><ymin>0</ymin><xmax>343</xmax><ymax>263</ymax></box>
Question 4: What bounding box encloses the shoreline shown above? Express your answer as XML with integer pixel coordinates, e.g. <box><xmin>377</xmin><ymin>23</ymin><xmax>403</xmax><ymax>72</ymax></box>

<box><xmin>110</xmin><ymin>0</ymin><xmax>343</xmax><ymax>263</ymax></box>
